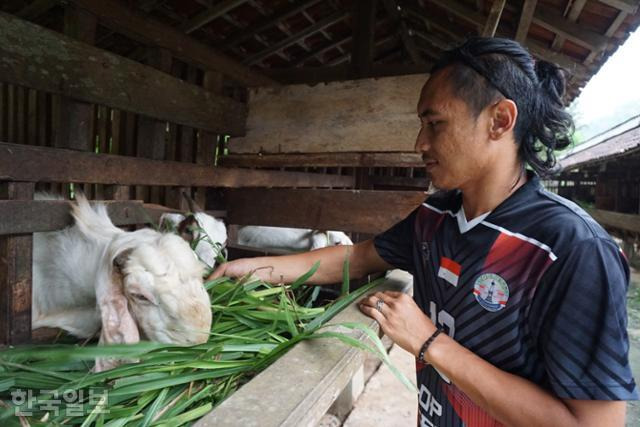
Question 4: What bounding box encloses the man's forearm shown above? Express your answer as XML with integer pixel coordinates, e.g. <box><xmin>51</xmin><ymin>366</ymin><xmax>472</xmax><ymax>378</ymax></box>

<box><xmin>425</xmin><ymin>334</ymin><xmax>587</xmax><ymax>426</ymax></box>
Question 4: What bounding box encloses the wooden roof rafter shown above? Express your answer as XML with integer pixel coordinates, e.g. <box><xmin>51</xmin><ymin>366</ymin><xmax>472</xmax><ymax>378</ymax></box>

<box><xmin>382</xmin><ymin>0</ymin><xmax>427</xmax><ymax>65</ymax></box>
<box><xmin>243</xmin><ymin>9</ymin><xmax>348</xmax><ymax>66</ymax></box>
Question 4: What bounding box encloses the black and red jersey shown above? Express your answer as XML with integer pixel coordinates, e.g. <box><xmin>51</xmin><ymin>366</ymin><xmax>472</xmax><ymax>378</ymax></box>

<box><xmin>374</xmin><ymin>171</ymin><xmax>638</xmax><ymax>427</ymax></box>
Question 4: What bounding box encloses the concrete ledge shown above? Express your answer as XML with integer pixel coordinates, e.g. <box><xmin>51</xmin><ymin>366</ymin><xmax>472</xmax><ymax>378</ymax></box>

<box><xmin>195</xmin><ymin>270</ymin><xmax>413</xmax><ymax>427</ymax></box>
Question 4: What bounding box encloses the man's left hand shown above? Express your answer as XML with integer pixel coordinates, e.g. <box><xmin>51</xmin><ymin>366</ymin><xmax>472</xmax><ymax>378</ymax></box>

<box><xmin>359</xmin><ymin>291</ymin><xmax>437</xmax><ymax>356</ymax></box>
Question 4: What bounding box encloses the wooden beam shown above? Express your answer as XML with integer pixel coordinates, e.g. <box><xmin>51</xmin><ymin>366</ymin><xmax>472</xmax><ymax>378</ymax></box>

<box><xmin>264</xmin><ymin>62</ymin><xmax>430</xmax><ymax>85</ymax></box>
<box><xmin>244</xmin><ymin>11</ymin><xmax>348</xmax><ymax>65</ymax></box>
<box><xmin>383</xmin><ymin>0</ymin><xmax>425</xmax><ymax>65</ymax></box>
<box><xmin>350</xmin><ymin>0</ymin><xmax>377</xmax><ymax>78</ymax></box>
<box><xmin>0</xmin><ymin>182</ymin><xmax>34</xmax><ymax>345</ymax></box>
<box><xmin>551</xmin><ymin>0</ymin><xmax>587</xmax><ymax>51</ymax></box>
<box><xmin>0</xmin><ymin>12</ymin><xmax>246</xmax><ymax>135</ymax></box>
<box><xmin>481</xmin><ymin>0</ymin><xmax>506</xmax><ymax>37</ymax></box>
<box><xmin>182</xmin><ymin>0</ymin><xmax>249</xmax><ymax>34</ymax></box>
<box><xmin>69</xmin><ymin>0</ymin><xmax>276</xmax><ymax>87</ymax></box>
<box><xmin>532</xmin><ymin>4</ymin><xmax>609</xmax><ymax>52</ymax></box>
<box><xmin>55</xmin><ymin>5</ymin><xmax>97</xmax><ymax>154</ymax></box>
<box><xmin>225</xmin><ymin>189</ymin><xmax>426</xmax><ymax>233</ymax></box>
<box><xmin>586</xmin><ymin>208</ymin><xmax>640</xmax><ymax>234</ymax></box>
<box><xmin>15</xmin><ymin>0</ymin><xmax>59</xmax><ymax>20</ymax></box>
<box><xmin>222</xmin><ymin>152</ymin><xmax>424</xmax><ymax>167</ymax></box>
<box><xmin>0</xmin><ymin>142</ymin><xmax>355</xmax><ymax>188</ymax></box>
<box><xmin>230</xmin><ymin>74</ymin><xmax>426</xmax><ymax>154</ymax></box>
<box><xmin>0</xmin><ymin>199</ymin><xmax>225</xmax><ymax>235</ymax></box>
<box><xmin>408</xmin><ymin>0</ymin><xmax>589</xmax><ymax>77</ymax></box>
<box><xmin>292</xmin><ymin>35</ymin><xmax>352</xmax><ymax>67</ymax></box>
<box><xmin>598</xmin><ymin>0</ymin><xmax>639</xmax><ymax>14</ymax></box>
<box><xmin>515</xmin><ymin>0</ymin><xmax>538</xmax><ymax>44</ymax></box>
<box><xmin>223</xmin><ymin>0</ymin><xmax>323</xmax><ymax>49</ymax></box>
<box><xmin>369</xmin><ymin>175</ymin><xmax>430</xmax><ymax>189</ymax></box>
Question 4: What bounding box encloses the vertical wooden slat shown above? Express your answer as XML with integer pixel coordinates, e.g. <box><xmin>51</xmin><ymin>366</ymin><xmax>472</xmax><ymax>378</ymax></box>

<box><xmin>195</xmin><ymin>71</ymin><xmax>223</xmax><ymax>208</ymax></box>
<box><xmin>166</xmin><ymin>62</ymin><xmax>196</xmax><ymax>211</ymax></box>
<box><xmin>36</xmin><ymin>91</ymin><xmax>47</xmax><ymax>147</ymax></box>
<box><xmin>104</xmin><ymin>109</ymin><xmax>130</xmax><ymax>200</ymax></box>
<box><xmin>27</xmin><ymin>89</ymin><xmax>37</xmax><ymax>146</ymax></box>
<box><xmin>7</xmin><ymin>85</ymin><xmax>16</xmax><ymax>144</ymax></box>
<box><xmin>0</xmin><ymin>182</ymin><xmax>35</xmax><ymax>345</ymax></box>
<box><xmin>136</xmin><ymin>48</ymin><xmax>172</xmax><ymax>204</ymax></box>
<box><xmin>0</xmin><ymin>83</ymin><xmax>5</xmax><ymax>142</ymax></box>
<box><xmin>16</xmin><ymin>86</ymin><xmax>26</xmax><ymax>145</ymax></box>
<box><xmin>56</xmin><ymin>5</ymin><xmax>97</xmax><ymax>199</ymax></box>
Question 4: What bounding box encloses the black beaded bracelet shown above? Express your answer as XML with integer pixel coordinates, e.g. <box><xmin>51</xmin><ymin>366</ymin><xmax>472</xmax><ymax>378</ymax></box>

<box><xmin>418</xmin><ymin>328</ymin><xmax>442</xmax><ymax>363</ymax></box>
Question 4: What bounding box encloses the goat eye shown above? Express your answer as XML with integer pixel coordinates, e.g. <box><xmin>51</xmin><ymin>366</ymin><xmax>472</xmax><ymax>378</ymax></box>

<box><xmin>130</xmin><ymin>293</ymin><xmax>152</xmax><ymax>304</ymax></box>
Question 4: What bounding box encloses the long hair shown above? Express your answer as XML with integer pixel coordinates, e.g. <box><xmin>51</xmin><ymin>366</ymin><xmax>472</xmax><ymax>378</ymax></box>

<box><xmin>430</xmin><ymin>37</ymin><xmax>575</xmax><ymax>176</ymax></box>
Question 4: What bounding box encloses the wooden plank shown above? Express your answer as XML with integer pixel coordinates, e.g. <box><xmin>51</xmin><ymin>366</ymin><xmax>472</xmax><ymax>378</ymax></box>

<box><xmin>27</xmin><ymin>89</ymin><xmax>37</xmax><ymax>146</ymax></box>
<box><xmin>15</xmin><ymin>0</ymin><xmax>58</xmax><ymax>20</ymax></box>
<box><xmin>197</xmin><ymin>271</ymin><xmax>412</xmax><ymax>427</ymax></box>
<box><xmin>224</xmin><ymin>0</ymin><xmax>322</xmax><ymax>49</ymax></box>
<box><xmin>136</xmin><ymin>48</ymin><xmax>172</xmax><ymax>203</ymax></box>
<box><xmin>244</xmin><ymin>11</ymin><xmax>348</xmax><ymax>65</ymax></box>
<box><xmin>70</xmin><ymin>0</ymin><xmax>275</xmax><ymax>87</ymax></box>
<box><xmin>0</xmin><ymin>142</ymin><xmax>355</xmax><ymax>188</ymax></box>
<box><xmin>481</xmin><ymin>0</ymin><xmax>506</xmax><ymax>37</ymax></box>
<box><xmin>598</xmin><ymin>0</ymin><xmax>639</xmax><ymax>14</ymax></box>
<box><xmin>369</xmin><ymin>175</ymin><xmax>430</xmax><ymax>188</ymax></box>
<box><xmin>231</xmin><ymin>74</ymin><xmax>425</xmax><ymax>154</ymax></box>
<box><xmin>0</xmin><ymin>12</ymin><xmax>247</xmax><ymax>135</ymax></box>
<box><xmin>182</xmin><ymin>0</ymin><xmax>249</xmax><ymax>34</ymax></box>
<box><xmin>382</xmin><ymin>0</ymin><xmax>425</xmax><ymax>65</ymax></box>
<box><xmin>0</xmin><ymin>199</ymin><xmax>226</xmax><ymax>235</ymax></box>
<box><xmin>225</xmin><ymin>189</ymin><xmax>426</xmax><ymax>233</ymax></box>
<box><xmin>0</xmin><ymin>182</ymin><xmax>34</xmax><ymax>345</ymax></box>
<box><xmin>515</xmin><ymin>0</ymin><xmax>538</xmax><ymax>44</ymax></box>
<box><xmin>222</xmin><ymin>152</ymin><xmax>424</xmax><ymax>167</ymax></box>
<box><xmin>351</xmin><ymin>0</ymin><xmax>376</xmax><ymax>78</ymax></box>
<box><xmin>550</xmin><ymin>0</ymin><xmax>587</xmax><ymax>51</ymax></box>
<box><xmin>195</xmin><ymin>71</ymin><xmax>223</xmax><ymax>208</ymax></box>
<box><xmin>586</xmin><ymin>208</ymin><xmax>640</xmax><ymax>234</ymax></box>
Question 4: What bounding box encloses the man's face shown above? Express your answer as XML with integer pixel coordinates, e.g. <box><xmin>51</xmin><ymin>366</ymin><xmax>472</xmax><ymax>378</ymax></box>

<box><xmin>415</xmin><ymin>69</ymin><xmax>491</xmax><ymax>190</ymax></box>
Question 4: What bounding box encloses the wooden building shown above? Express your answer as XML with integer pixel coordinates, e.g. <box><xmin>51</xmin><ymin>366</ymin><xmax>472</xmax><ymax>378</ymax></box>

<box><xmin>556</xmin><ymin>115</ymin><xmax>640</xmax><ymax>267</ymax></box>
<box><xmin>1</xmin><ymin>0</ymin><xmax>640</xmax><ymax>424</ymax></box>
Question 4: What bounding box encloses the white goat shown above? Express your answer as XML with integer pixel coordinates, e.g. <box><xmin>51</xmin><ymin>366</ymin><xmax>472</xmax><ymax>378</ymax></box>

<box><xmin>236</xmin><ymin>226</ymin><xmax>353</xmax><ymax>253</ymax></box>
<box><xmin>159</xmin><ymin>212</ymin><xmax>227</xmax><ymax>270</ymax></box>
<box><xmin>32</xmin><ymin>194</ymin><xmax>212</xmax><ymax>371</ymax></box>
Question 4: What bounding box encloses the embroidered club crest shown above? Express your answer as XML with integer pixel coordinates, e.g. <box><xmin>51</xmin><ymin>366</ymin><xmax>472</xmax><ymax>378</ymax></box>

<box><xmin>473</xmin><ymin>273</ymin><xmax>509</xmax><ymax>312</ymax></box>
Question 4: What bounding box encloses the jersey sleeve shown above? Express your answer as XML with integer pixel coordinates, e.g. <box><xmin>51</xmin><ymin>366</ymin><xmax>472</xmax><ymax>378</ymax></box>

<box><xmin>373</xmin><ymin>208</ymin><xmax>418</xmax><ymax>274</ymax></box>
<box><xmin>539</xmin><ymin>237</ymin><xmax>638</xmax><ymax>400</ymax></box>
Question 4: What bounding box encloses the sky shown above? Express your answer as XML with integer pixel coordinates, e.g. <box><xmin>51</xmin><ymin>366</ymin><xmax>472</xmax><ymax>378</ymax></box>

<box><xmin>569</xmin><ymin>27</ymin><xmax>640</xmax><ymax>141</ymax></box>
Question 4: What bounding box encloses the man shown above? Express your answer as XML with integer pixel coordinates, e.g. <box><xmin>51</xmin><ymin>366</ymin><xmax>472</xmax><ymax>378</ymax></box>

<box><xmin>211</xmin><ymin>38</ymin><xmax>637</xmax><ymax>426</ymax></box>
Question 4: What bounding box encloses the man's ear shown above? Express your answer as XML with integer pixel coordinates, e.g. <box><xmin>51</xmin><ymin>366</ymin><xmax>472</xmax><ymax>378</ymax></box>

<box><xmin>488</xmin><ymin>99</ymin><xmax>518</xmax><ymax>141</ymax></box>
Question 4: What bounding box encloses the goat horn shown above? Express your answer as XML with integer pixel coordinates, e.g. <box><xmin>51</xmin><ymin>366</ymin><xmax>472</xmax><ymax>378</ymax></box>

<box><xmin>181</xmin><ymin>191</ymin><xmax>203</xmax><ymax>213</ymax></box>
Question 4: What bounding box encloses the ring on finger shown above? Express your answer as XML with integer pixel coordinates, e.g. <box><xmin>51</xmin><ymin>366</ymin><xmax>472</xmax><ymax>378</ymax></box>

<box><xmin>375</xmin><ymin>299</ymin><xmax>384</xmax><ymax>313</ymax></box>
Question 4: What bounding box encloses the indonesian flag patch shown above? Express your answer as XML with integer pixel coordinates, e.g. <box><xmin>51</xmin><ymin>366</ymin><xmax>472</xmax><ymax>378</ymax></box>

<box><xmin>437</xmin><ymin>257</ymin><xmax>461</xmax><ymax>287</ymax></box>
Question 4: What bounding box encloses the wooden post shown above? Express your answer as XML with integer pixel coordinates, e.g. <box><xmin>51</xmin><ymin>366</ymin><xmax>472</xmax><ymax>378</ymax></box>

<box><xmin>56</xmin><ymin>5</ymin><xmax>97</xmax><ymax>198</ymax></box>
<box><xmin>136</xmin><ymin>48</ymin><xmax>172</xmax><ymax>203</ymax></box>
<box><xmin>350</xmin><ymin>0</ymin><xmax>376</xmax><ymax>79</ymax></box>
<box><xmin>195</xmin><ymin>71</ymin><xmax>223</xmax><ymax>209</ymax></box>
<box><xmin>0</xmin><ymin>182</ymin><xmax>35</xmax><ymax>345</ymax></box>
<box><xmin>166</xmin><ymin>63</ymin><xmax>197</xmax><ymax>211</ymax></box>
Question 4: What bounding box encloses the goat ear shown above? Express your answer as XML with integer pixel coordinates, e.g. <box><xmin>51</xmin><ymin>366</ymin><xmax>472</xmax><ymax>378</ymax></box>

<box><xmin>113</xmin><ymin>248</ymin><xmax>132</xmax><ymax>272</ymax></box>
<box><xmin>98</xmin><ymin>269</ymin><xmax>140</xmax><ymax>345</ymax></box>
<box><xmin>177</xmin><ymin>214</ymin><xmax>198</xmax><ymax>243</ymax></box>
<box><xmin>93</xmin><ymin>268</ymin><xmax>140</xmax><ymax>372</ymax></box>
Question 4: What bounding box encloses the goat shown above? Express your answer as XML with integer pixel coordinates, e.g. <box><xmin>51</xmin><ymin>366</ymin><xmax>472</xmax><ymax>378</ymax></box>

<box><xmin>32</xmin><ymin>194</ymin><xmax>212</xmax><ymax>371</ymax></box>
<box><xmin>236</xmin><ymin>226</ymin><xmax>353</xmax><ymax>253</ymax></box>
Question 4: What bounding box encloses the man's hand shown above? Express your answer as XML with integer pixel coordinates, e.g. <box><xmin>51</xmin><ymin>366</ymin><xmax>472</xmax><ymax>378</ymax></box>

<box><xmin>359</xmin><ymin>290</ymin><xmax>436</xmax><ymax>356</ymax></box>
<box><xmin>208</xmin><ymin>259</ymin><xmax>257</xmax><ymax>281</ymax></box>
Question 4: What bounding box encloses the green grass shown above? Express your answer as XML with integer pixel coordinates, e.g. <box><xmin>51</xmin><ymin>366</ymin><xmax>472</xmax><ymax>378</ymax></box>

<box><xmin>0</xmin><ymin>263</ymin><xmax>412</xmax><ymax>425</ymax></box>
